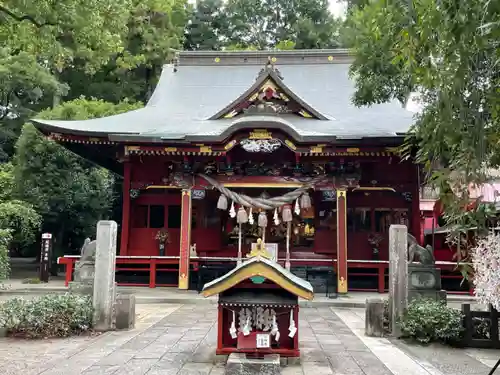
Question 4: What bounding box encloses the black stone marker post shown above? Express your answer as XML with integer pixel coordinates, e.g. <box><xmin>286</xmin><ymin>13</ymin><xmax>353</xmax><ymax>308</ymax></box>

<box><xmin>40</xmin><ymin>233</ymin><xmax>52</xmax><ymax>283</ymax></box>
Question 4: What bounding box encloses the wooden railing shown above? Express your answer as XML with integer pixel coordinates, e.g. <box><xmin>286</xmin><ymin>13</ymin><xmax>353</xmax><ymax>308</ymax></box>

<box><xmin>57</xmin><ymin>256</ymin><xmax>473</xmax><ymax>294</ymax></box>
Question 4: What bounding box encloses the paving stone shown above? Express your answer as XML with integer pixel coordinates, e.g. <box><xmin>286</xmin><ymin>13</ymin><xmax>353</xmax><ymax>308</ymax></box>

<box><xmin>327</xmin><ymin>353</ymin><xmax>365</xmax><ymax>374</ymax></box>
<box><xmin>82</xmin><ymin>366</ymin><xmax>120</xmax><ymax>375</ymax></box>
<box><xmin>281</xmin><ymin>366</ymin><xmax>304</xmax><ymax>375</ymax></box>
<box><xmin>350</xmin><ymin>351</ymin><xmax>393</xmax><ymax>375</ymax></box>
<box><xmin>300</xmin><ymin>348</ymin><xmax>329</xmax><ymax>363</ymax></box>
<box><xmin>169</xmin><ymin>340</ymin><xmax>201</xmax><ymax>353</ymax></box>
<box><xmin>112</xmin><ymin>359</ymin><xmax>157</xmax><ymax>375</ymax></box>
<box><xmin>96</xmin><ymin>351</ymin><xmax>136</xmax><ymax>366</ymax></box>
<box><xmin>177</xmin><ymin>362</ymin><xmax>213</xmax><ymax>375</ymax></box>
<box><xmin>302</xmin><ymin>362</ymin><xmax>334</xmax><ymax>375</ymax></box>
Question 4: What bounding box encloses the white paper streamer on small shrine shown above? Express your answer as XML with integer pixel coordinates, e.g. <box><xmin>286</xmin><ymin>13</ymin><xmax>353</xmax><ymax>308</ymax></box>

<box><xmin>271</xmin><ymin>313</ymin><xmax>280</xmax><ymax>342</ymax></box>
<box><xmin>229</xmin><ymin>201</ymin><xmax>236</xmax><ymax>218</ymax></box>
<box><xmin>273</xmin><ymin>208</ymin><xmax>280</xmax><ymax>226</ymax></box>
<box><xmin>248</xmin><ymin>207</ymin><xmax>254</xmax><ymax>225</ymax></box>
<box><xmin>242</xmin><ymin>317</ymin><xmax>251</xmax><ymax>336</ymax></box>
<box><xmin>288</xmin><ymin>310</ymin><xmax>297</xmax><ymax>338</ymax></box>
<box><xmin>294</xmin><ymin>198</ymin><xmax>300</xmax><ymax>215</ymax></box>
<box><xmin>229</xmin><ymin>310</ymin><xmax>237</xmax><ymax>339</ymax></box>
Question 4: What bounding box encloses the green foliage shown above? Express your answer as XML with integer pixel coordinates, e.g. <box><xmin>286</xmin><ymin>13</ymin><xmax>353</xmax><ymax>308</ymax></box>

<box><xmin>21</xmin><ymin>277</ymin><xmax>42</xmax><ymax>284</ymax></box>
<box><xmin>184</xmin><ymin>0</ymin><xmax>227</xmax><ymax>51</ymax></box>
<box><xmin>0</xmin><ymin>163</ymin><xmax>40</xmax><ymax>257</ymax></box>
<box><xmin>400</xmin><ymin>299</ymin><xmax>464</xmax><ymax>344</ymax></box>
<box><xmin>14</xmin><ymin>98</ymin><xmax>142</xmax><ymax>255</ymax></box>
<box><xmin>0</xmin><ymin>163</ymin><xmax>14</xmax><ymax>201</ymax></box>
<box><xmin>347</xmin><ymin>0</ymin><xmax>500</xmax><ymax>241</ymax></box>
<box><xmin>0</xmin><ymin>200</ymin><xmax>41</xmax><ymax>255</ymax></box>
<box><xmin>0</xmin><ymin>48</ymin><xmax>67</xmax><ymax>120</ymax></box>
<box><xmin>0</xmin><ymin>229</ymin><xmax>11</xmax><ymax>281</ymax></box>
<box><xmin>0</xmin><ymin>294</ymin><xmax>93</xmax><ymax>338</ymax></box>
<box><xmin>186</xmin><ymin>0</ymin><xmax>344</xmax><ymax>51</ymax></box>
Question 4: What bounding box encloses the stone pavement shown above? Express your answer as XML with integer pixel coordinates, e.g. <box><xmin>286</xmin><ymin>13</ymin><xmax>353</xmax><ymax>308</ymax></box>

<box><xmin>0</xmin><ymin>279</ymin><xmax>478</xmax><ymax>309</ymax></box>
<box><xmin>0</xmin><ymin>304</ymin><xmax>498</xmax><ymax>375</ymax></box>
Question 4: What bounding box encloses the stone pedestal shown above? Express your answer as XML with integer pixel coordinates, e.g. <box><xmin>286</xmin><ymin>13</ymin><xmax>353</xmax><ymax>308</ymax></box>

<box><xmin>69</xmin><ymin>260</ymin><xmax>95</xmax><ymax>296</ymax></box>
<box><xmin>93</xmin><ymin>221</ymin><xmax>118</xmax><ymax>332</ymax></box>
<box><xmin>408</xmin><ymin>264</ymin><xmax>446</xmax><ymax>303</ymax></box>
<box><xmin>365</xmin><ymin>298</ymin><xmax>385</xmax><ymax>337</ymax></box>
<box><xmin>389</xmin><ymin>225</ymin><xmax>408</xmax><ymax>338</ymax></box>
<box><xmin>115</xmin><ymin>294</ymin><xmax>136</xmax><ymax>330</ymax></box>
<box><xmin>225</xmin><ymin>353</ymin><xmax>281</xmax><ymax>375</ymax></box>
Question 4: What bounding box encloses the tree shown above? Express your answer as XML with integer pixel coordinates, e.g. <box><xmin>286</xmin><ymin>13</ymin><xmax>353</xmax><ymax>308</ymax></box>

<box><xmin>57</xmin><ymin>0</ymin><xmax>189</xmax><ymax>104</ymax></box>
<box><xmin>13</xmin><ymin>98</ymin><xmax>142</xmax><ymax>261</ymax></box>
<box><xmin>221</xmin><ymin>0</ymin><xmax>344</xmax><ymax>50</ymax></box>
<box><xmin>347</xmin><ymin>0</ymin><xmax>500</xmax><ymax>239</ymax></box>
<box><xmin>0</xmin><ymin>163</ymin><xmax>41</xmax><ymax>257</ymax></box>
<box><xmin>184</xmin><ymin>0</ymin><xmax>227</xmax><ymax>50</ymax></box>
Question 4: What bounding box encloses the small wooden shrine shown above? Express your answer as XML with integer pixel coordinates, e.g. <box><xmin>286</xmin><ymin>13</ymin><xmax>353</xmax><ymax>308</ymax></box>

<box><xmin>202</xmin><ymin>239</ymin><xmax>313</xmax><ymax>357</ymax></box>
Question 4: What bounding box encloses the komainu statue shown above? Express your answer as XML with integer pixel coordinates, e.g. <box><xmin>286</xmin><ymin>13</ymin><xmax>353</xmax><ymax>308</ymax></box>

<box><xmin>407</xmin><ymin>233</ymin><xmax>435</xmax><ymax>265</ymax></box>
<box><xmin>79</xmin><ymin>238</ymin><xmax>96</xmax><ymax>264</ymax></box>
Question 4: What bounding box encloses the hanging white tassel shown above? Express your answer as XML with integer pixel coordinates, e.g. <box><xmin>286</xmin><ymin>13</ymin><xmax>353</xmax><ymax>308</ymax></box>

<box><xmin>258</xmin><ymin>211</ymin><xmax>268</xmax><ymax>228</ymax></box>
<box><xmin>273</xmin><ymin>208</ymin><xmax>280</xmax><ymax>226</ymax></box>
<box><xmin>248</xmin><ymin>207</ymin><xmax>254</xmax><ymax>225</ymax></box>
<box><xmin>288</xmin><ymin>309</ymin><xmax>297</xmax><ymax>338</ymax></box>
<box><xmin>230</xmin><ymin>310</ymin><xmax>237</xmax><ymax>339</ymax></box>
<box><xmin>271</xmin><ymin>313</ymin><xmax>280</xmax><ymax>342</ymax></box>
<box><xmin>217</xmin><ymin>194</ymin><xmax>228</xmax><ymax>210</ymax></box>
<box><xmin>300</xmin><ymin>192</ymin><xmax>312</xmax><ymax>209</ymax></box>
<box><xmin>282</xmin><ymin>204</ymin><xmax>293</xmax><ymax>222</ymax></box>
<box><xmin>229</xmin><ymin>201</ymin><xmax>236</xmax><ymax>218</ymax></box>
<box><xmin>237</xmin><ymin>206</ymin><xmax>248</xmax><ymax>224</ymax></box>
<box><xmin>294</xmin><ymin>198</ymin><xmax>300</xmax><ymax>215</ymax></box>
<box><xmin>242</xmin><ymin>316</ymin><xmax>251</xmax><ymax>336</ymax></box>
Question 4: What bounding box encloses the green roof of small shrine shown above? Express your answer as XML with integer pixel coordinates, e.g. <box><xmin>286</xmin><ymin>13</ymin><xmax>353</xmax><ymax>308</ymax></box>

<box><xmin>31</xmin><ymin>49</ymin><xmax>414</xmax><ymax>143</ymax></box>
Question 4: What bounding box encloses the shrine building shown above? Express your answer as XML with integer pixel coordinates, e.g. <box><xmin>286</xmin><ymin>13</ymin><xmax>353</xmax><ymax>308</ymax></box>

<box><xmin>32</xmin><ymin>49</ymin><xmax>467</xmax><ymax>294</ymax></box>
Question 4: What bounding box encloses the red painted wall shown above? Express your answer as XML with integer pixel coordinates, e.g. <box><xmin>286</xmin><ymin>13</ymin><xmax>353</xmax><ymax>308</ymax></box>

<box><xmin>125</xmin><ymin>156</ymin><xmax>419</xmax><ymax>260</ymax></box>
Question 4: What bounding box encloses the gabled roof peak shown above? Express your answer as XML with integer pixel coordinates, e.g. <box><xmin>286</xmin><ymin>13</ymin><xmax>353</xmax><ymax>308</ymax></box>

<box><xmin>209</xmin><ymin>59</ymin><xmax>328</xmax><ymax>120</ymax></box>
<box><xmin>257</xmin><ymin>57</ymin><xmax>284</xmax><ymax>80</ymax></box>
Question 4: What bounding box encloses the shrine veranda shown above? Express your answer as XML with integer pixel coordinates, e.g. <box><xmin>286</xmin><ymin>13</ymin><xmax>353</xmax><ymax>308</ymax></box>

<box><xmin>32</xmin><ymin>49</ymin><xmax>470</xmax><ymax>294</ymax></box>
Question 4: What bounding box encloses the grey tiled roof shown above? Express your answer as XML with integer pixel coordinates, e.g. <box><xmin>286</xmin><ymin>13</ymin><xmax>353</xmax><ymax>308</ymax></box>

<box><xmin>32</xmin><ymin>50</ymin><xmax>415</xmax><ymax>141</ymax></box>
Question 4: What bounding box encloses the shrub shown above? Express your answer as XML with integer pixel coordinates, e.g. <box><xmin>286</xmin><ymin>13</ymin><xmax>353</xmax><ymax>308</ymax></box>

<box><xmin>400</xmin><ymin>299</ymin><xmax>464</xmax><ymax>344</ymax></box>
<box><xmin>0</xmin><ymin>293</ymin><xmax>93</xmax><ymax>338</ymax></box>
<box><xmin>21</xmin><ymin>277</ymin><xmax>42</xmax><ymax>284</ymax></box>
<box><xmin>0</xmin><ymin>229</ymin><xmax>11</xmax><ymax>281</ymax></box>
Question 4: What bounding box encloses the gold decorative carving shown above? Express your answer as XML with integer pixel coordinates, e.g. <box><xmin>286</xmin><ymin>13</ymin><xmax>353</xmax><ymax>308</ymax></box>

<box><xmin>285</xmin><ymin>140</ymin><xmax>297</xmax><ymax>150</ymax></box>
<box><xmin>346</xmin><ymin>148</ymin><xmax>360</xmax><ymax>153</ymax></box>
<box><xmin>299</xmin><ymin>109</ymin><xmax>313</xmax><ymax>118</ymax></box>
<box><xmin>249</xmin><ymin>129</ymin><xmax>272</xmax><ymax>139</ymax></box>
<box><xmin>224</xmin><ymin>140</ymin><xmax>237</xmax><ymax>150</ymax></box>
<box><xmin>199</xmin><ymin>145</ymin><xmax>212</xmax><ymax>153</ymax></box>
<box><xmin>164</xmin><ymin>147</ymin><xmax>177</xmax><ymax>152</ymax></box>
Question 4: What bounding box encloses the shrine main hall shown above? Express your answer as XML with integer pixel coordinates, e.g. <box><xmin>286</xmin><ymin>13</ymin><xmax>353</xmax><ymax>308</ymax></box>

<box><xmin>32</xmin><ymin>49</ymin><xmax>452</xmax><ymax>294</ymax></box>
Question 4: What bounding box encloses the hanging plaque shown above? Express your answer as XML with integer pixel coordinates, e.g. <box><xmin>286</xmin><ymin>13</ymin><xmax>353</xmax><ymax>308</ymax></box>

<box><xmin>322</xmin><ymin>190</ymin><xmax>336</xmax><ymax>202</ymax></box>
<box><xmin>192</xmin><ymin>189</ymin><xmax>206</xmax><ymax>200</ymax></box>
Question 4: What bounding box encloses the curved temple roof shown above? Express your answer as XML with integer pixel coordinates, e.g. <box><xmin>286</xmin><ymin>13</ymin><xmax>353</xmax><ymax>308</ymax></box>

<box><xmin>31</xmin><ymin>49</ymin><xmax>414</xmax><ymax>143</ymax></box>
<box><xmin>201</xmin><ymin>256</ymin><xmax>314</xmax><ymax>301</ymax></box>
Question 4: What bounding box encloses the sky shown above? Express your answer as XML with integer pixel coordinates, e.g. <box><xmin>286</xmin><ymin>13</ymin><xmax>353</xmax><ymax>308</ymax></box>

<box><xmin>329</xmin><ymin>0</ymin><xmax>347</xmax><ymax>18</ymax></box>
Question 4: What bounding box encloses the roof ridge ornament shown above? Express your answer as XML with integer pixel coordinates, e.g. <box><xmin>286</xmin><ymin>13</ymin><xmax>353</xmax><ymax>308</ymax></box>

<box><xmin>258</xmin><ymin>56</ymin><xmax>283</xmax><ymax>80</ymax></box>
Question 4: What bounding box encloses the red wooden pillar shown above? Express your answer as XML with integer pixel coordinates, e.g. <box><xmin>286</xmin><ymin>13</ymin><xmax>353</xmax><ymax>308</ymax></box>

<box><xmin>178</xmin><ymin>189</ymin><xmax>192</xmax><ymax>289</ymax></box>
<box><xmin>120</xmin><ymin>160</ymin><xmax>131</xmax><ymax>256</ymax></box>
<box><xmin>412</xmin><ymin>164</ymin><xmax>422</xmax><ymax>244</ymax></box>
<box><xmin>336</xmin><ymin>188</ymin><xmax>348</xmax><ymax>294</ymax></box>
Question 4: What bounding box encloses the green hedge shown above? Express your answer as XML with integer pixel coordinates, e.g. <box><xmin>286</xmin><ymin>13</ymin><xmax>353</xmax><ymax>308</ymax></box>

<box><xmin>400</xmin><ymin>299</ymin><xmax>464</xmax><ymax>344</ymax></box>
<box><xmin>0</xmin><ymin>293</ymin><xmax>93</xmax><ymax>338</ymax></box>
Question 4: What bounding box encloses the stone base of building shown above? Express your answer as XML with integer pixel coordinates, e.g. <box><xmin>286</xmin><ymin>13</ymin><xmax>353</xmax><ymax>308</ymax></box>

<box><xmin>225</xmin><ymin>353</ymin><xmax>281</xmax><ymax>375</ymax></box>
